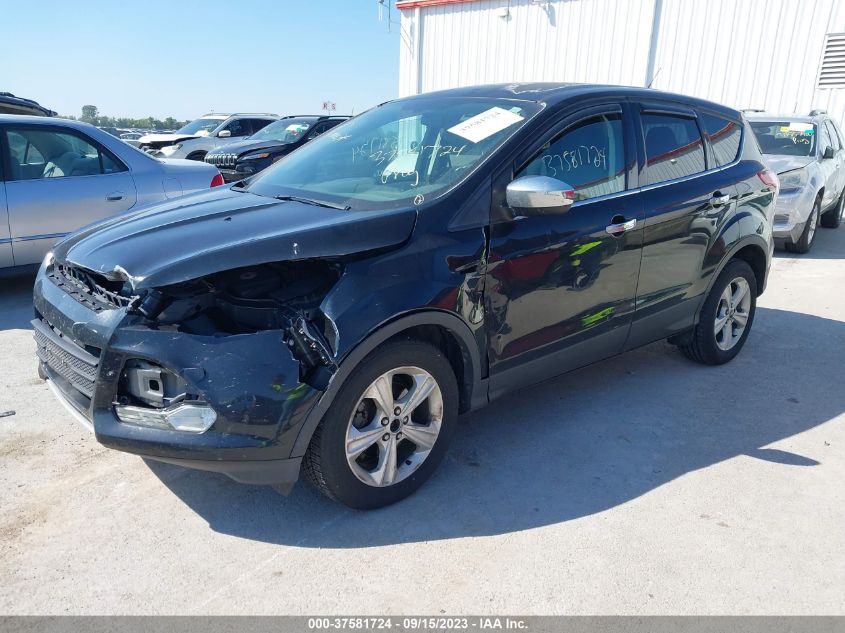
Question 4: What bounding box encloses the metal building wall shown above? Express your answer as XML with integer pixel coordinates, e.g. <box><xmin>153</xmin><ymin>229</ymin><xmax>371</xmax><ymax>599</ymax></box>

<box><xmin>398</xmin><ymin>0</ymin><xmax>845</xmax><ymax>123</ymax></box>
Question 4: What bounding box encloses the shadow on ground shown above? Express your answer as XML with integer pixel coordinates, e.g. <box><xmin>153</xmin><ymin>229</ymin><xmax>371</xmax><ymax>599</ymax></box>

<box><xmin>147</xmin><ymin>306</ymin><xmax>845</xmax><ymax>547</ymax></box>
<box><xmin>773</xmin><ymin>223</ymin><xmax>844</xmax><ymax>260</ymax></box>
<box><xmin>0</xmin><ymin>274</ymin><xmax>35</xmax><ymax>331</ymax></box>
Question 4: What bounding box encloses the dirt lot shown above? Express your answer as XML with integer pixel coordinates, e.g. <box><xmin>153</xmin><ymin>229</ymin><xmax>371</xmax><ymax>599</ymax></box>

<box><xmin>1</xmin><ymin>229</ymin><xmax>843</xmax><ymax>615</ymax></box>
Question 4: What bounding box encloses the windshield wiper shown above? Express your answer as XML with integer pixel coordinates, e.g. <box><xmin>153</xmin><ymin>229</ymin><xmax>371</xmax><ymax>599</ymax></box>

<box><xmin>274</xmin><ymin>195</ymin><xmax>351</xmax><ymax>211</ymax></box>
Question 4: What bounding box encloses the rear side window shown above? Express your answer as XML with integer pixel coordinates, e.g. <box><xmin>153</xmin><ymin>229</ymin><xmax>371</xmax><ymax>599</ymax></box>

<box><xmin>699</xmin><ymin>112</ymin><xmax>742</xmax><ymax>167</ymax></box>
<box><xmin>642</xmin><ymin>113</ymin><xmax>706</xmax><ymax>185</ymax></box>
<box><xmin>517</xmin><ymin>113</ymin><xmax>626</xmax><ymax>201</ymax></box>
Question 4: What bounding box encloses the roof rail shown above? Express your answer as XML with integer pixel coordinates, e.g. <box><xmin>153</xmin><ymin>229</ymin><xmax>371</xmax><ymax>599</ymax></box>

<box><xmin>741</xmin><ymin>108</ymin><xmax>765</xmax><ymax>113</ymax></box>
<box><xmin>809</xmin><ymin>109</ymin><xmax>827</xmax><ymax>116</ymax></box>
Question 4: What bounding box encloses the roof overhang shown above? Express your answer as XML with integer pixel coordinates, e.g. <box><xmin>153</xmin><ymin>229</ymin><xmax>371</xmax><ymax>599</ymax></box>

<box><xmin>396</xmin><ymin>0</ymin><xmax>477</xmax><ymax>10</ymax></box>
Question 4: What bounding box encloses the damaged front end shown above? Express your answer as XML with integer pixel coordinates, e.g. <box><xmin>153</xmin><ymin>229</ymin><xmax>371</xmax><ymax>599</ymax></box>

<box><xmin>34</xmin><ymin>256</ymin><xmax>345</xmax><ymax>487</ymax></box>
<box><xmin>130</xmin><ymin>259</ymin><xmax>342</xmax><ymax>389</ymax></box>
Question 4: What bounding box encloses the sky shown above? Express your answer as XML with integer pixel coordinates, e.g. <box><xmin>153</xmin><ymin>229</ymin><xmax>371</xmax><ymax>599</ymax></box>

<box><xmin>0</xmin><ymin>0</ymin><xmax>401</xmax><ymax>121</ymax></box>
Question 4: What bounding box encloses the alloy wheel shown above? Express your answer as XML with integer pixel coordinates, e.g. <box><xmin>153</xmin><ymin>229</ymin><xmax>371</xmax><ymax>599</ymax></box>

<box><xmin>808</xmin><ymin>206</ymin><xmax>819</xmax><ymax>243</ymax></box>
<box><xmin>345</xmin><ymin>366</ymin><xmax>444</xmax><ymax>487</ymax></box>
<box><xmin>714</xmin><ymin>277</ymin><xmax>752</xmax><ymax>351</ymax></box>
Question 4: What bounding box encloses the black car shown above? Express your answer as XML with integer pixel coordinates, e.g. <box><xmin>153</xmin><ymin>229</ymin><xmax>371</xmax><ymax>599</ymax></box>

<box><xmin>0</xmin><ymin>92</ymin><xmax>56</xmax><ymax>117</ymax></box>
<box><xmin>205</xmin><ymin>115</ymin><xmax>349</xmax><ymax>181</ymax></box>
<box><xmin>34</xmin><ymin>84</ymin><xmax>777</xmax><ymax>509</ymax></box>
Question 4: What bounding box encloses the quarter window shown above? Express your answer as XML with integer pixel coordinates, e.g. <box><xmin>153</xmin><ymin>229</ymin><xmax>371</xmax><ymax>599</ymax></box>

<box><xmin>517</xmin><ymin>113</ymin><xmax>626</xmax><ymax>201</ymax></box>
<box><xmin>4</xmin><ymin>128</ymin><xmax>126</xmax><ymax>181</ymax></box>
<box><xmin>699</xmin><ymin>112</ymin><xmax>742</xmax><ymax>167</ymax></box>
<box><xmin>642</xmin><ymin>113</ymin><xmax>706</xmax><ymax>185</ymax></box>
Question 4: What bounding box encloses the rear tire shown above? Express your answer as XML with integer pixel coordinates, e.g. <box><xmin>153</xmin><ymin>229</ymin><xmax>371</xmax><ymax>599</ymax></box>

<box><xmin>821</xmin><ymin>190</ymin><xmax>844</xmax><ymax>229</ymax></box>
<box><xmin>303</xmin><ymin>339</ymin><xmax>459</xmax><ymax>509</ymax></box>
<box><xmin>678</xmin><ymin>259</ymin><xmax>757</xmax><ymax>365</ymax></box>
<box><xmin>790</xmin><ymin>198</ymin><xmax>821</xmax><ymax>253</ymax></box>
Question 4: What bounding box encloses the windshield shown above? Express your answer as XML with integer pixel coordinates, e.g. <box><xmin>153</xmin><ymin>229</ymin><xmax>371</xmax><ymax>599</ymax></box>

<box><xmin>750</xmin><ymin>120</ymin><xmax>817</xmax><ymax>157</ymax></box>
<box><xmin>245</xmin><ymin>96</ymin><xmax>541</xmax><ymax>210</ymax></box>
<box><xmin>250</xmin><ymin>118</ymin><xmax>313</xmax><ymax>143</ymax></box>
<box><xmin>177</xmin><ymin>117</ymin><xmax>223</xmax><ymax>136</ymax></box>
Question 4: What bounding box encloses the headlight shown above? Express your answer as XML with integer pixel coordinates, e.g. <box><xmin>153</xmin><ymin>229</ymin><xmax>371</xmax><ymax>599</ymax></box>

<box><xmin>778</xmin><ymin>168</ymin><xmax>808</xmax><ymax>192</ymax></box>
<box><xmin>241</xmin><ymin>152</ymin><xmax>270</xmax><ymax>161</ymax></box>
<box><xmin>160</xmin><ymin>143</ymin><xmax>182</xmax><ymax>154</ymax></box>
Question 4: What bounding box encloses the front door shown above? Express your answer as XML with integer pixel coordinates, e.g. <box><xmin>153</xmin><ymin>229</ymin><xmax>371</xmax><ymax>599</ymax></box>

<box><xmin>2</xmin><ymin>124</ymin><xmax>137</xmax><ymax>266</ymax></box>
<box><xmin>0</xmin><ymin>180</ymin><xmax>11</xmax><ymax>268</ymax></box>
<box><xmin>823</xmin><ymin>119</ymin><xmax>845</xmax><ymax>205</ymax></box>
<box><xmin>486</xmin><ymin>103</ymin><xmax>644</xmax><ymax>398</ymax></box>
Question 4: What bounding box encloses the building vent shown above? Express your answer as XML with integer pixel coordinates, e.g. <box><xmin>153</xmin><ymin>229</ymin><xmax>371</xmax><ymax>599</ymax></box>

<box><xmin>818</xmin><ymin>33</ymin><xmax>845</xmax><ymax>88</ymax></box>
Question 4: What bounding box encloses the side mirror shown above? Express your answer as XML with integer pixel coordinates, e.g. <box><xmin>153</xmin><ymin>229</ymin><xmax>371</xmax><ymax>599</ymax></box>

<box><xmin>506</xmin><ymin>176</ymin><xmax>575</xmax><ymax>216</ymax></box>
<box><xmin>823</xmin><ymin>146</ymin><xmax>835</xmax><ymax>159</ymax></box>
<box><xmin>218</xmin><ymin>129</ymin><xmax>232</xmax><ymax>138</ymax></box>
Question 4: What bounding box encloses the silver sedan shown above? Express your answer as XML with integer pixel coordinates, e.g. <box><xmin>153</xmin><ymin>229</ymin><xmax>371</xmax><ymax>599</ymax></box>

<box><xmin>0</xmin><ymin>115</ymin><xmax>223</xmax><ymax>271</ymax></box>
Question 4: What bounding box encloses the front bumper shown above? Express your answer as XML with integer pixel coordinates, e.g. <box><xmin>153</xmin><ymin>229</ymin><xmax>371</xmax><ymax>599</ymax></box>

<box><xmin>33</xmin><ymin>268</ymin><xmax>322</xmax><ymax>488</ymax></box>
<box><xmin>771</xmin><ymin>186</ymin><xmax>816</xmax><ymax>243</ymax></box>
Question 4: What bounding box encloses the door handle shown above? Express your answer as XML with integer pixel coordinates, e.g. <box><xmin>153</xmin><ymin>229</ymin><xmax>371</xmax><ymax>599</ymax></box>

<box><xmin>710</xmin><ymin>192</ymin><xmax>731</xmax><ymax>206</ymax></box>
<box><xmin>605</xmin><ymin>218</ymin><xmax>637</xmax><ymax>235</ymax></box>
<box><xmin>105</xmin><ymin>192</ymin><xmax>125</xmax><ymax>201</ymax></box>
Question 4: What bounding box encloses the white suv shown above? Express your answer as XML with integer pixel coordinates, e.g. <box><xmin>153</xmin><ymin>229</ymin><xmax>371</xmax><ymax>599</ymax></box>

<box><xmin>748</xmin><ymin>111</ymin><xmax>845</xmax><ymax>253</ymax></box>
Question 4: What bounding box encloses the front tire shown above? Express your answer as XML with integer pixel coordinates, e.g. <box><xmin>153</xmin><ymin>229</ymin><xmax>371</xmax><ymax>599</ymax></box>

<box><xmin>303</xmin><ymin>339</ymin><xmax>459</xmax><ymax>509</ymax></box>
<box><xmin>678</xmin><ymin>259</ymin><xmax>757</xmax><ymax>365</ymax></box>
<box><xmin>821</xmin><ymin>190</ymin><xmax>844</xmax><ymax>229</ymax></box>
<box><xmin>788</xmin><ymin>198</ymin><xmax>821</xmax><ymax>253</ymax></box>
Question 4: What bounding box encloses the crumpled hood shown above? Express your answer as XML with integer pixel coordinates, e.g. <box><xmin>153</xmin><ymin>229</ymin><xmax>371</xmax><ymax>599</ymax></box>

<box><xmin>53</xmin><ymin>188</ymin><xmax>417</xmax><ymax>290</ymax></box>
<box><xmin>763</xmin><ymin>154</ymin><xmax>815</xmax><ymax>174</ymax></box>
<box><xmin>208</xmin><ymin>138</ymin><xmax>291</xmax><ymax>157</ymax></box>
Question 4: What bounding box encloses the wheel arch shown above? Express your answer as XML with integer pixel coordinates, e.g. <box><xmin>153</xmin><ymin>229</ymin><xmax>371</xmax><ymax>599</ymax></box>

<box><xmin>290</xmin><ymin>309</ymin><xmax>485</xmax><ymax>457</ymax></box>
<box><xmin>705</xmin><ymin>235</ymin><xmax>769</xmax><ymax>302</ymax></box>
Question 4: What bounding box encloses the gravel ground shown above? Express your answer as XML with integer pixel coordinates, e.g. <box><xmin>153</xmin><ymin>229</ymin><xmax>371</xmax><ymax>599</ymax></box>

<box><xmin>0</xmin><ymin>227</ymin><xmax>843</xmax><ymax>615</ymax></box>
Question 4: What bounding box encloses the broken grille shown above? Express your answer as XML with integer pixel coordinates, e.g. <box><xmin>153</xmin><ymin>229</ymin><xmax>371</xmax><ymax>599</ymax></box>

<box><xmin>48</xmin><ymin>263</ymin><xmax>135</xmax><ymax>312</ymax></box>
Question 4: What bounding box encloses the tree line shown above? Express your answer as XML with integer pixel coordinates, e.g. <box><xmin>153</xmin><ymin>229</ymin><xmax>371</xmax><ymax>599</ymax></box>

<box><xmin>61</xmin><ymin>105</ymin><xmax>190</xmax><ymax>130</ymax></box>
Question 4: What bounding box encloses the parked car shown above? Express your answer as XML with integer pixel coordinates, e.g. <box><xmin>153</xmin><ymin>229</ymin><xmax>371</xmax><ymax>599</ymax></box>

<box><xmin>0</xmin><ymin>115</ymin><xmax>223</xmax><ymax>272</ymax></box>
<box><xmin>747</xmin><ymin>110</ymin><xmax>845</xmax><ymax>253</ymax></box>
<box><xmin>33</xmin><ymin>84</ymin><xmax>776</xmax><ymax>509</ymax></box>
<box><xmin>205</xmin><ymin>115</ymin><xmax>349</xmax><ymax>182</ymax></box>
<box><xmin>120</xmin><ymin>132</ymin><xmax>144</xmax><ymax>148</ymax></box>
<box><xmin>0</xmin><ymin>92</ymin><xmax>56</xmax><ymax>117</ymax></box>
<box><xmin>141</xmin><ymin>114</ymin><xmax>278</xmax><ymax>161</ymax></box>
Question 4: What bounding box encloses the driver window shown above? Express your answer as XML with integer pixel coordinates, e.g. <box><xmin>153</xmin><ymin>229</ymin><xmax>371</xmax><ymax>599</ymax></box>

<box><xmin>820</xmin><ymin>123</ymin><xmax>832</xmax><ymax>152</ymax></box>
<box><xmin>225</xmin><ymin>119</ymin><xmax>248</xmax><ymax>136</ymax></box>
<box><xmin>517</xmin><ymin>113</ymin><xmax>626</xmax><ymax>201</ymax></box>
<box><xmin>825</xmin><ymin>121</ymin><xmax>841</xmax><ymax>150</ymax></box>
<box><xmin>4</xmin><ymin>128</ymin><xmax>126</xmax><ymax>180</ymax></box>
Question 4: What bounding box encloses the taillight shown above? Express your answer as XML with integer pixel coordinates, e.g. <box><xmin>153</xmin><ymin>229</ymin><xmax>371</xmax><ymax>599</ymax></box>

<box><xmin>210</xmin><ymin>173</ymin><xmax>224</xmax><ymax>188</ymax></box>
<box><xmin>757</xmin><ymin>168</ymin><xmax>779</xmax><ymax>195</ymax></box>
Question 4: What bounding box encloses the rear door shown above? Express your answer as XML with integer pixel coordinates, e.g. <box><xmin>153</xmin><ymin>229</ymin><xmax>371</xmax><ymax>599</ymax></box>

<box><xmin>2</xmin><ymin>124</ymin><xmax>137</xmax><ymax>266</ymax></box>
<box><xmin>486</xmin><ymin>102</ymin><xmax>644</xmax><ymax>396</ymax></box>
<box><xmin>626</xmin><ymin>103</ymin><xmax>741</xmax><ymax>348</ymax></box>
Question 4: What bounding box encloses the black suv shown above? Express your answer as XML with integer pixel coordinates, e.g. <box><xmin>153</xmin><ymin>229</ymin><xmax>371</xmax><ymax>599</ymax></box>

<box><xmin>34</xmin><ymin>84</ymin><xmax>776</xmax><ymax>509</ymax></box>
<box><xmin>204</xmin><ymin>115</ymin><xmax>349</xmax><ymax>182</ymax></box>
